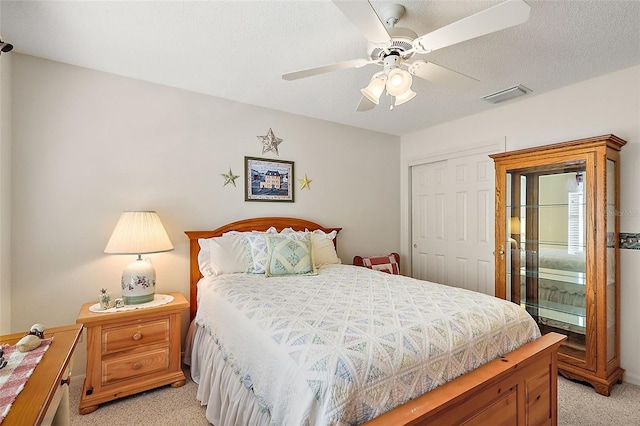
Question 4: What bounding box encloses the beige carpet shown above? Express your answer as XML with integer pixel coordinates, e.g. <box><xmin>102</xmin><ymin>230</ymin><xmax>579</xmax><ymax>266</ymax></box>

<box><xmin>557</xmin><ymin>376</ymin><xmax>640</xmax><ymax>426</ymax></box>
<box><xmin>68</xmin><ymin>370</ymin><xmax>640</xmax><ymax>425</ymax></box>
<box><xmin>68</xmin><ymin>368</ymin><xmax>208</xmax><ymax>426</ymax></box>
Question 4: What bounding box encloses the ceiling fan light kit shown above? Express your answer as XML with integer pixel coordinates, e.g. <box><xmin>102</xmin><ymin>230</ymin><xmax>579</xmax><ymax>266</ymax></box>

<box><xmin>283</xmin><ymin>0</ymin><xmax>531</xmax><ymax>112</ymax></box>
<box><xmin>360</xmin><ymin>72</ymin><xmax>386</xmax><ymax>105</ymax></box>
<box><xmin>394</xmin><ymin>88</ymin><xmax>416</xmax><ymax>107</ymax></box>
<box><xmin>358</xmin><ymin>53</ymin><xmax>415</xmax><ymax>106</ymax></box>
<box><xmin>386</xmin><ymin>68</ymin><xmax>412</xmax><ymax>96</ymax></box>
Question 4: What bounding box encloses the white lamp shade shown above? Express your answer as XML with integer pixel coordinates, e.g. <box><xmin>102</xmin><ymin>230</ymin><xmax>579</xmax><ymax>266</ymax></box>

<box><xmin>105</xmin><ymin>211</ymin><xmax>173</xmax><ymax>255</ymax></box>
<box><xmin>394</xmin><ymin>88</ymin><xmax>417</xmax><ymax>106</ymax></box>
<box><xmin>509</xmin><ymin>217</ymin><xmax>521</xmax><ymax>235</ymax></box>
<box><xmin>360</xmin><ymin>74</ymin><xmax>386</xmax><ymax>105</ymax></box>
<box><xmin>386</xmin><ymin>68</ymin><xmax>413</xmax><ymax>96</ymax></box>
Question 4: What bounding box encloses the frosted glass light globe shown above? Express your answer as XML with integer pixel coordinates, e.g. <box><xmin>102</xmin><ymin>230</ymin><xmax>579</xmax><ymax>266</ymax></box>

<box><xmin>386</xmin><ymin>69</ymin><xmax>412</xmax><ymax>96</ymax></box>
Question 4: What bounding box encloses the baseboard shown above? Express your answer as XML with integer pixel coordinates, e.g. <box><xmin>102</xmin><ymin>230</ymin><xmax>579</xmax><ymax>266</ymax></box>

<box><xmin>623</xmin><ymin>371</ymin><xmax>640</xmax><ymax>386</ymax></box>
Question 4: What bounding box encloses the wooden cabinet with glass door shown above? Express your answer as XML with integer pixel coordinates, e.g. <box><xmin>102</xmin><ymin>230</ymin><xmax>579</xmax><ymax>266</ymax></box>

<box><xmin>490</xmin><ymin>134</ymin><xmax>625</xmax><ymax>396</ymax></box>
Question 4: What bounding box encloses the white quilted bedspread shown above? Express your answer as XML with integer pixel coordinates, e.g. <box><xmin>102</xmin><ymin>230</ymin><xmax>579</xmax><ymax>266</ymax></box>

<box><xmin>195</xmin><ymin>264</ymin><xmax>540</xmax><ymax>425</ymax></box>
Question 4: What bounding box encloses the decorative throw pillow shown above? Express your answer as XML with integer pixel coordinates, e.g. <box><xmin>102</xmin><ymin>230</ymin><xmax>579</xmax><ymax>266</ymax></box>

<box><xmin>265</xmin><ymin>234</ymin><xmax>317</xmax><ymax>277</ymax></box>
<box><xmin>225</xmin><ymin>227</ymin><xmax>277</xmax><ymax>274</ymax></box>
<box><xmin>197</xmin><ymin>234</ymin><xmax>247</xmax><ymax>276</ymax></box>
<box><xmin>279</xmin><ymin>227</ymin><xmax>307</xmax><ymax>239</ymax></box>
<box><xmin>362</xmin><ymin>255</ymin><xmax>399</xmax><ymax>275</ymax></box>
<box><xmin>242</xmin><ymin>233</ymin><xmax>271</xmax><ymax>274</ymax></box>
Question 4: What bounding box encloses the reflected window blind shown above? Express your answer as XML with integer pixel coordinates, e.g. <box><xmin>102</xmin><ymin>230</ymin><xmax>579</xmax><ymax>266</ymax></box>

<box><xmin>568</xmin><ymin>191</ymin><xmax>584</xmax><ymax>254</ymax></box>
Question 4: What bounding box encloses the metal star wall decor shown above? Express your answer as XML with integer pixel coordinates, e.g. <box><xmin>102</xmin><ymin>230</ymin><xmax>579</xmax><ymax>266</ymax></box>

<box><xmin>257</xmin><ymin>128</ymin><xmax>283</xmax><ymax>155</ymax></box>
<box><xmin>298</xmin><ymin>174</ymin><xmax>312</xmax><ymax>190</ymax></box>
<box><xmin>221</xmin><ymin>168</ymin><xmax>240</xmax><ymax>187</ymax></box>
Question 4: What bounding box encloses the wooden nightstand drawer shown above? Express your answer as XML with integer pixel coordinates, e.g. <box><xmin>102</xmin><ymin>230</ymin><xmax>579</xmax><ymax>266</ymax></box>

<box><xmin>102</xmin><ymin>318</ymin><xmax>170</xmax><ymax>354</ymax></box>
<box><xmin>102</xmin><ymin>347</ymin><xmax>170</xmax><ymax>385</ymax></box>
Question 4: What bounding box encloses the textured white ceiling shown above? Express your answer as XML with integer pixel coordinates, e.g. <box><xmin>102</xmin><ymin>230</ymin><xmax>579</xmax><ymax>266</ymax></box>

<box><xmin>2</xmin><ymin>0</ymin><xmax>639</xmax><ymax>136</ymax></box>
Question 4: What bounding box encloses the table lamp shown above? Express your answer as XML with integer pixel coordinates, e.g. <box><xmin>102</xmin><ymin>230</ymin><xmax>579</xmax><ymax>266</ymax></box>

<box><xmin>104</xmin><ymin>211</ymin><xmax>173</xmax><ymax>305</ymax></box>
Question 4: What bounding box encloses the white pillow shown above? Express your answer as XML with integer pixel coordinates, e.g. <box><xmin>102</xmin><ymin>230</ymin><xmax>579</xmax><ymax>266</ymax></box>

<box><xmin>197</xmin><ymin>234</ymin><xmax>248</xmax><ymax>276</ymax></box>
<box><xmin>308</xmin><ymin>229</ymin><xmax>342</xmax><ymax>266</ymax></box>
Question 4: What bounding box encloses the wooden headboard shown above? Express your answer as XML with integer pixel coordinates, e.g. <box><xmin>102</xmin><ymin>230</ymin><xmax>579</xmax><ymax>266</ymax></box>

<box><xmin>184</xmin><ymin>217</ymin><xmax>342</xmax><ymax>321</ymax></box>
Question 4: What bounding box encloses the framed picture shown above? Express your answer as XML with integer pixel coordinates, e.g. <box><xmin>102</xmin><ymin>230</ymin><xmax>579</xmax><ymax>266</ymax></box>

<box><xmin>245</xmin><ymin>156</ymin><xmax>294</xmax><ymax>202</ymax></box>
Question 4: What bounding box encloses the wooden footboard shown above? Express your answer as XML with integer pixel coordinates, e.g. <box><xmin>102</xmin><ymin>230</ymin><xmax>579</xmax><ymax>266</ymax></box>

<box><xmin>364</xmin><ymin>332</ymin><xmax>566</xmax><ymax>426</ymax></box>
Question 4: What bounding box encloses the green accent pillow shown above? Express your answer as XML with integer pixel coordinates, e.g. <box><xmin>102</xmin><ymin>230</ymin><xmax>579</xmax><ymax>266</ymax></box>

<box><xmin>265</xmin><ymin>234</ymin><xmax>317</xmax><ymax>277</ymax></box>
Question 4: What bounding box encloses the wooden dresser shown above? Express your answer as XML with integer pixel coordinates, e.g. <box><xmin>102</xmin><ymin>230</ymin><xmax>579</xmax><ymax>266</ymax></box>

<box><xmin>0</xmin><ymin>323</ymin><xmax>82</xmax><ymax>425</ymax></box>
<box><xmin>75</xmin><ymin>292</ymin><xmax>189</xmax><ymax>414</ymax></box>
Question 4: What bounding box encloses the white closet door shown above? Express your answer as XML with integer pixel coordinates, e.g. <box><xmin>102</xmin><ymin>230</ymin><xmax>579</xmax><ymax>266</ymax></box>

<box><xmin>411</xmin><ymin>152</ymin><xmax>495</xmax><ymax>295</ymax></box>
<box><xmin>411</xmin><ymin>160</ymin><xmax>448</xmax><ymax>285</ymax></box>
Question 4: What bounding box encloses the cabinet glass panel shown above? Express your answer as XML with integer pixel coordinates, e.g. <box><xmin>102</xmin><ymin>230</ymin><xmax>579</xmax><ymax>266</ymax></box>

<box><xmin>606</xmin><ymin>159</ymin><xmax>616</xmax><ymax>362</ymax></box>
<box><xmin>505</xmin><ymin>161</ymin><xmax>587</xmax><ymax>361</ymax></box>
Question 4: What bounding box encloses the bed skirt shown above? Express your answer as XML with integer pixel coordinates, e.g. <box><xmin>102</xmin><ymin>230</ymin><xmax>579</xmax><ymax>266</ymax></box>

<box><xmin>186</xmin><ymin>321</ymin><xmax>271</xmax><ymax>426</ymax></box>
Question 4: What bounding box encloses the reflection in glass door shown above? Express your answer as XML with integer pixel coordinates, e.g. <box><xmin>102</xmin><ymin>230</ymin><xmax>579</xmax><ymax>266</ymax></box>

<box><xmin>505</xmin><ymin>162</ymin><xmax>588</xmax><ymax>362</ymax></box>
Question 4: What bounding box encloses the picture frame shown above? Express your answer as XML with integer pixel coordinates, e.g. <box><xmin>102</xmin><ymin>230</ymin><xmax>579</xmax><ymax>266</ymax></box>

<box><xmin>244</xmin><ymin>156</ymin><xmax>294</xmax><ymax>202</ymax></box>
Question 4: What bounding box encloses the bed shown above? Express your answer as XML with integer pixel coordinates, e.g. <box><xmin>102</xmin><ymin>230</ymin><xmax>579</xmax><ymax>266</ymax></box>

<box><xmin>185</xmin><ymin>217</ymin><xmax>566</xmax><ymax>425</ymax></box>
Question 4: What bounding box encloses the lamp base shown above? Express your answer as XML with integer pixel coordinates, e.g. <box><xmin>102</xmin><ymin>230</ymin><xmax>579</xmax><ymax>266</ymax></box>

<box><xmin>121</xmin><ymin>257</ymin><xmax>156</xmax><ymax>305</ymax></box>
<box><xmin>123</xmin><ymin>293</ymin><xmax>154</xmax><ymax>305</ymax></box>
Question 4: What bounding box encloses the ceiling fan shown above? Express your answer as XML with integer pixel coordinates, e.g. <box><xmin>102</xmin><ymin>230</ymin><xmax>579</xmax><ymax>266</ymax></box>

<box><xmin>282</xmin><ymin>0</ymin><xmax>531</xmax><ymax>111</ymax></box>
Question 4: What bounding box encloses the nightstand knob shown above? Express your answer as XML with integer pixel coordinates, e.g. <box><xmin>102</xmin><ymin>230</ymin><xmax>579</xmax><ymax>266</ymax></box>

<box><xmin>132</xmin><ymin>362</ymin><xmax>142</xmax><ymax>370</ymax></box>
<box><xmin>132</xmin><ymin>332</ymin><xmax>142</xmax><ymax>341</ymax></box>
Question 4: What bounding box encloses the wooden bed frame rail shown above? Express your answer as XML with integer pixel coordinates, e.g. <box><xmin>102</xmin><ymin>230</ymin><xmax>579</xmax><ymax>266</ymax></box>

<box><xmin>185</xmin><ymin>217</ymin><xmax>566</xmax><ymax>426</ymax></box>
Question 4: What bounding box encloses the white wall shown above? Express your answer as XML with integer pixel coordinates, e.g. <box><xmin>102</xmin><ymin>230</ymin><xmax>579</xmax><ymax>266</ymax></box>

<box><xmin>0</xmin><ymin>48</ymin><xmax>11</xmax><ymax>334</ymax></box>
<box><xmin>401</xmin><ymin>65</ymin><xmax>640</xmax><ymax>385</ymax></box>
<box><xmin>9</xmin><ymin>54</ymin><xmax>400</xmax><ymax>373</ymax></box>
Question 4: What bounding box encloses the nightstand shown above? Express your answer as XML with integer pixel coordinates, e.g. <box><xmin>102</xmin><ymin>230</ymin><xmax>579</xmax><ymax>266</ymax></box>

<box><xmin>75</xmin><ymin>291</ymin><xmax>189</xmax><ymax>414</ymax></box>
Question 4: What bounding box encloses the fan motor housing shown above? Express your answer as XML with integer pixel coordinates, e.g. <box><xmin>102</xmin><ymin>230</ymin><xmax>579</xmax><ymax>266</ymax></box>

<box><xmin>368</xmin><ymin>26</ymin><xmax>417</xmax><ymax>61</ymax></box>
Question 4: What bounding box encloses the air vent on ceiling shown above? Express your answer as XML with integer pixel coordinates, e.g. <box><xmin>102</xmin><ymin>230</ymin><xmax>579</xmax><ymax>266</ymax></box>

<box><xmin>482</xmin><ymin>85</ymin><xmax>531</xmax><ymax>104</ymax></box>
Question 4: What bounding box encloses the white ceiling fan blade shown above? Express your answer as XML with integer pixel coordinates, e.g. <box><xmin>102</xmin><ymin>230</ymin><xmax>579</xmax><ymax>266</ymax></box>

<box><xmin>356</xmin><ymin>96</ymin><xmax>376</xmax><ymax>112</ymax></box>
<box><xmin>412</xmin><ymin>0</ymin><xmax>531</xmax><ymax>54</ymax></box>
<box><xmin>282</xmin><ymin>58</ymin><xmax>373</xmax><ymax>81</ymax></box>
<box><xmin>409</xmin><ymin>61</ymin><xmax>479</xmax><ymax>92</ymax></box>
<box><xmin>332</xmin><ymin>0</ymin><xmax>391</xmax><ymax>46</ymax></box>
